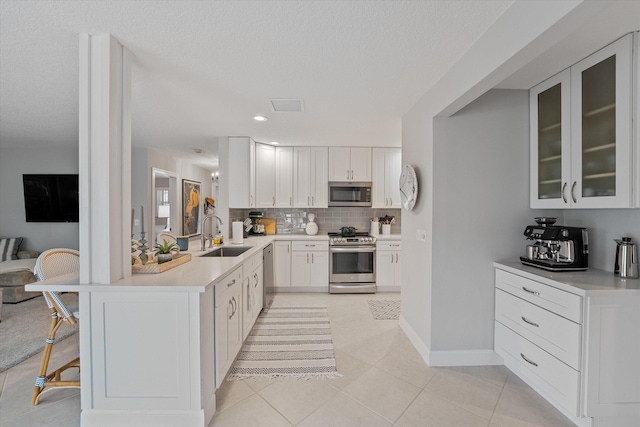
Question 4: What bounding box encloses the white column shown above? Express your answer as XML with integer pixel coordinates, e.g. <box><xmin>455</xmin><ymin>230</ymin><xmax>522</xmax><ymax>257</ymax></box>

<box><xmin>78</xmin><ymin>34</ymin><xmax>132</xmax><ymax>284</ymax></box>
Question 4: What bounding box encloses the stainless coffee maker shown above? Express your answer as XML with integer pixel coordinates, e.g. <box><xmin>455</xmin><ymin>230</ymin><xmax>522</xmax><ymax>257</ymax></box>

<box><xmin>520</xmin><ymin>217</ymin><xmax>589</xmax><ymax>271</ymax></box>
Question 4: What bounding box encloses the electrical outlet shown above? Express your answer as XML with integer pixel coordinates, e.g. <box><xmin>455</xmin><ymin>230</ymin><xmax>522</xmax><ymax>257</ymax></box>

<box><xmin>134</xmin><ymin>219</ymin><xmax>140</xmax><ymax>226</ymax></box>
<box><xmin>416</xmin><ymin>229</ymin><xmax>426</xmax><ymax>242</ymax></box>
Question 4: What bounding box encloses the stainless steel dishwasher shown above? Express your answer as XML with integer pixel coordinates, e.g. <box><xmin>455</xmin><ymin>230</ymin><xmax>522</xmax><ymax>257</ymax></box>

<box><xmin>262</xmin><ymin>243</ymin><xmax>274</xmax><ymax>309</ymax></box>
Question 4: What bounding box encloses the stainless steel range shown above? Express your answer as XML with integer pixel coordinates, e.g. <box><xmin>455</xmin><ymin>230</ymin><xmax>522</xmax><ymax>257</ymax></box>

<box><xmin>329</xmin><ymin>231</ymin><xmax>376</xmax><ymax>294</ymax></box>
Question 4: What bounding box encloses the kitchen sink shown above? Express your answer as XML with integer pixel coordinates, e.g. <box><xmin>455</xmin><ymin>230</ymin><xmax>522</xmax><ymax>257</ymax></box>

<box><xmin>201</xmin><ymin>246</ymin><xmax>252</xmax><ymax>257</ymax></box>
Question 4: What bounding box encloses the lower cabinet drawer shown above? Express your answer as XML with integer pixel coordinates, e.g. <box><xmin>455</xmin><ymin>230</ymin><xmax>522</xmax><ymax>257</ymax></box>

<box><xmin>496</xmin><ymin>289</ymin><xmax>582</xmax><ymax>370</ymax></box>
<box><xmin>495</xmin><ymin>321</ymin><xmax>580</xmax><ymax>416</ymax></box>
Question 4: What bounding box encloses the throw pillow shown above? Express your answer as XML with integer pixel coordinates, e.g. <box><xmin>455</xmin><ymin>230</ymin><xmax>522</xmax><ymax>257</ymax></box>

<box><xmin>0</xmin><ymin>237</ymin><xmax>23</xmax><ymax>262</ymax></box>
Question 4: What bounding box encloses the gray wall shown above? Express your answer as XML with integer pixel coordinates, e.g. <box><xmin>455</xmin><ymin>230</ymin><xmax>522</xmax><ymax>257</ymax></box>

<box><xmin>564</xmin><ymin>210</ymin><xmax>640</xmax><ymax>272</ymax></box>
<box><xmin>432</xmin><ymin>89</ymin><xmax>561</xmax><ymax>351</ymax></box>
<box><xmin>0</xmin><ymin>147</ymin><xmax>80</xmax><ymax>252</ymax></box>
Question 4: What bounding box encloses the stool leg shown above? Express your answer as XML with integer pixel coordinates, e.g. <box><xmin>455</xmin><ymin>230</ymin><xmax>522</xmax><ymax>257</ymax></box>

<box><xmin>32</xmin><ymin>310</ymin><xmax>62</xmax><ymax>405</ymax></box>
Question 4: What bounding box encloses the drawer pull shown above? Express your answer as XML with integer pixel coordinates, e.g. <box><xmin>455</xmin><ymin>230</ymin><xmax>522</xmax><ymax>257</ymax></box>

<box><xmin>520</xmin><ymin>353</ymin><xmax>538</xmax><ymax>367</ymax></box>
<box><xmin>521</xmin><ymin>316</ymin><xmax>539</xmax><ymax>328</ymax></box>
<box><xmin>228</xmin><ymin>279</ymin><xmax>236</xmax><ymax>287</ymax></box>
<box><xmin>522</xmin><ymin>286</ymin><xmax>540</xmax><ymax>296</ymax></box>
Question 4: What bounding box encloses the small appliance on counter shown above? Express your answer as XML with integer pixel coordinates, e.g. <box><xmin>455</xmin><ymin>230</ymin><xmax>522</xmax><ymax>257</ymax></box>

<box><xmin>520</xmin><ymin>217</ymin><xmax>589</xmax><ymax>272</ymax></box>
<box><xmin>248</xmin><ymin>211</ymin><xmax>265</xmax><ymax>235</ymax></box>
<box><xmin>614</xmin><ymin>237</ymin><xmax>639</xmax><ymax>279</ymax></box>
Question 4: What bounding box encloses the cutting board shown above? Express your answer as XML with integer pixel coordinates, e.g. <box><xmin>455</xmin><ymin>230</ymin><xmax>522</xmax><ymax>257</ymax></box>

<box><xmin>261</xmin><ymin>218</ymin><xmax>276</xmax><ymax>235</ymax></box>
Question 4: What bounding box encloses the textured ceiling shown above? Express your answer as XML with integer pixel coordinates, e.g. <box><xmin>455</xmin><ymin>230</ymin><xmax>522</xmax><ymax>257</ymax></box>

<box><xmin>0</xmin><ymin>0</ymin><xmax>512</xmax><ymax>169</ymax></box>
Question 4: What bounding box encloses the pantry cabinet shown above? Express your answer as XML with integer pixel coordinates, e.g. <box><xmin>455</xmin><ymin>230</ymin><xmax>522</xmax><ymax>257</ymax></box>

<box><xmin>328</xmin><ymin>147</ymin><xmax>372</xmax><ymax>182</ymax></box>
<box><xmin>376</xmin><ymin>240</ymin><xmax>401</xmax><ymax>290</ymax></box>
<box><xmin>228</xmin><ymin>137</ymin><xmax>256</xmax><ymax>208</ymax></box>
<box><xmin>293</xmin><ymin>147</ymin><xmax>328</xmax><ymax>208</ymax></box>
<box><xmin>255</xmin><ymin>143</ymin><xmax>276</xmax><ymax>208</ymax></box>
<box><xmin>494</xmin><ymin>263</ymin><xmax>640</xmax><ymax>426</ymax></box>
<box><xmin>290</xmin><ymin>241</ymin><xmax>329</xmax><ymax>291</ymax></box>
<box><xmin>275</xmin><ymin>146</ymin><xmax>294</xmax><ymax>208</ymax></box>
<box><xmin>372</xmin><ymin>148</ymin><xmax>401</xmax><ymax>208</ymax></box>
<box><xmin>530</xmin><ymin>33</ymin><xmax>635</xmax><ymax>209</ymax></box>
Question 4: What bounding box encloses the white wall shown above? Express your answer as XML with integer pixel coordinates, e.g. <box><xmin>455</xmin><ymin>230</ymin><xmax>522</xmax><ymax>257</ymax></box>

<box><xmin>0</xmin><ymin>147</ymin><xmax>80</xmax><ymax>252</ymax></box>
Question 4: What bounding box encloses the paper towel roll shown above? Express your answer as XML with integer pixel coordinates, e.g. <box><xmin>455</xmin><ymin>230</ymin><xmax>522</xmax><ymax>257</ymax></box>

<box><xmin>232</xmin><ymin>221</ymin><xmax>244</xmax><ymax>244</ymax></box>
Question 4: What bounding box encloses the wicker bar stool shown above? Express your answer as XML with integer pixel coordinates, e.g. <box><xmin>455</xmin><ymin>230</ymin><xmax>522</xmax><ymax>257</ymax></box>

<box><xmin>31</xmin><ymin>248</ymin><xmax>80</xmax><ymax>405</ymax></box>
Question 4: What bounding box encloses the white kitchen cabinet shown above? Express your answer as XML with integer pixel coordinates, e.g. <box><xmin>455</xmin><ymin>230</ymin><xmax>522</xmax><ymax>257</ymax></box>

<box><xmin>290</xmin><ymin>241</ymin><xmax>329</xmax><ymax>291</ymax></box>
<box><xmin>494</xmin><ymin>265</ymin><xmax>640</xmax><ymax>426</ymax></box>
<box><xmin>228</xmin><ymin>137</ymin><xmax>256</xmax><ymax>208</ymax></box>
<box><xmin>214</xmin><ymin>266</ymin><xmax>243</xmax><ymax>388</ymax></box>
<box><xmin>242</xmin><ymin>252</ymin><xmax>264</xmax><ymax>339</ymax></box>
<box><xmin>376</xmin><ymin>240</ymin><xmax>401</xmax><ymax>290</ymax></box>
<box><xmin>255</xmin><ymin>143</ymin><xmax>276</xmax><ymax>208</ymax></box>
<box><xmin>328</xmin><ymin>147</ymin><xmax>372</xmax><ymax>182</ymax></box>
<box><xmin>275</xmin><ymin>146</ymin><xmax>293</xmax><ymax>208</ymax></box>
<box><xmin>274</xmin><ymin>241</ymin><xmax>291</xmax><ymax>288</ymax></box>
<box><xmin>530</xmin><ymin>33</ymin><xmax>635</xmax><ymax>209</ymax></box>
<box><xmin>372</xmin><ymin>148</ymin><xmax>401</xmax><ymax>208</ymax></box>
<box><xmin>293</xmin><ymin>146</ymin><xmax>328</xmax><ymax>208</ymax></box>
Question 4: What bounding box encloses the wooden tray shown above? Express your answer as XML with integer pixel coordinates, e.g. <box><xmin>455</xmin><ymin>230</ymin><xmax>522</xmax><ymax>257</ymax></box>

<box><xmin>132</xmin><ymin>253</ymin><xmax>192</xmax><ymax>274</ymax></box>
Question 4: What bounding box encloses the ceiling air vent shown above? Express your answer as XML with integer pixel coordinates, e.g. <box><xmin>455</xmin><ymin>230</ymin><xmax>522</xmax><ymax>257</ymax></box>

<box><xmin>269</xmin><ymin>98</ymin><xmax>304</xmax><ymax>112</ymax></box>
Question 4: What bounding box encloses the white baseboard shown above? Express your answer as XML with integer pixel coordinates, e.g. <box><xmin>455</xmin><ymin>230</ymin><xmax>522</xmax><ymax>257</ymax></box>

<box><xmin>376</xmin><ymin>285</ymin><xmax>401</xmax><ymax>292</ymax></box>
<box><xmin>399</xmin><ymin>315</ymin><xmax>503</xmax><ymax>367</ymax></box>
<box><xmin>81</xmin><ymin>409</ymin><xmax>205</xmax><ymax>427</ymax></box>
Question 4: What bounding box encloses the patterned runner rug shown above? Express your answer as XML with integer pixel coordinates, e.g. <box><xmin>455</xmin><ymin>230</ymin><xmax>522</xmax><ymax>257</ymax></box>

<box><xmin>228</xmin><ymin>306</ymin><xmax>341</xmax><ymax>380</ymax></box>
<box><xmin>367</xmin><ymin>300</ymin><xmax>401</xmax><ymax>320</ymax></box>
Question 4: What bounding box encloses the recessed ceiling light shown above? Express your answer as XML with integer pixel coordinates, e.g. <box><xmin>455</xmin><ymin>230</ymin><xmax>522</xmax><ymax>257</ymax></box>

<box><xmin>253</xmin><ymin>115</ymin><xmax>268</xmax><ymax>122</ymax></box>
<box><xmin>270</xmin><ymin>141</ymin><xmax>279</xmax><ymax>145</ymax></box>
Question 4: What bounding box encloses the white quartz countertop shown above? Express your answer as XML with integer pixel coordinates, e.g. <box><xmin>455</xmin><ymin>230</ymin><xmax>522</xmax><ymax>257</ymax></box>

<box><xmin>494</xmin><ymin>261</ymin><xmax>640</xmax><ymax>296</ymax></box>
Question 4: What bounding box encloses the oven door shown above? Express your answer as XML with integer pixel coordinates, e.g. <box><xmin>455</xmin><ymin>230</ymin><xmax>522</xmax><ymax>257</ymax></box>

<box><xmin>329</xmin><ymin>246</ymin><xmax>376</xmax><ymax>283</ymax></box>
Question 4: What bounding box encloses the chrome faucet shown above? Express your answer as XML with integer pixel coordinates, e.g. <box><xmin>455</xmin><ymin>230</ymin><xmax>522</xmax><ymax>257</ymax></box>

<box><xmin>201</xmin><ymin>214</ymin><xmax>223</xmax><ymax>251</ymax></box>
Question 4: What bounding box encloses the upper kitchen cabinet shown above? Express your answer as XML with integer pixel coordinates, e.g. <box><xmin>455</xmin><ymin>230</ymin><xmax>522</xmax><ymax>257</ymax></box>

<box><xmin>293</xmin><ymin>147</ymin><xmax>328</xmax><ymax>208</ymax></box>
<box><xmin>275</xmin><ymin>146</ymin><xmax>293</xmax><ymax>208</ymax></box>
<box><xmin>372</xmin><ymin>148</ymin><xmax>401</xmax><ymax>208</ymax></box>
<box><xmin>328</xmin><ymin>147</ymin><xmax>372</xmax><ymax>181</ymax></box>
<box><xmin>530</xmin><ymin>33</ymin><xmax>635</xmax><ymax>209</ymax></box>
<box><xmin>255</xmin><ymin>143</ymin><xmax>276</xmax><ymax>208</ymax></box>
<box><xmin>228</xmin><ymin>137</ymin><xmax>256</xmax><ymax>209</ymax></box>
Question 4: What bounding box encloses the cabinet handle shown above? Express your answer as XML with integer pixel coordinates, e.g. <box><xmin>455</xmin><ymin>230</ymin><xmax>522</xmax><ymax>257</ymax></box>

<box><xmin>351</xmin><ymin>170</ymin><xmax>354</xmax><ymax>180</ymax></box>
<box><xmin>254</xmin><ymin>273</ymin><xmax>259</xmax><ymax>287</ymax></box>
<box><xmin>521</xmin><ymin>316</ymin><xmax>539</xmax><ymax>328</ymax></box>
<box><xmin>391</xmin><ymin>254</ymin><xmax>393</xmax><ymax>264</ymax></box>
<box><xmin>228</xmin><ymin>279</ymin><xmax>236</xmax><ymax>288</ymax></box>
<box><xmin>562</xmin><ymin>182</ymin><xmax>568</xmax><ymax>203</ymax></box>
<box><xmin>312</xmin><ymin>253</ymin><xmax>314</xmax><ymax>263</ymax></box>
<box><xmin>247</xmin><ymin>283</ymin><xmax>251</xmax><ymax>310</ymax></box>
<box><xmin>571</xmin><ymin>181</ymin><xmax>577</xmax><ymax>203</ymax></box>
<box><xmin>347</xmin><ymin>170</ymin><xmax>350</xmax><ymax>180</ymax></box>
<box><xmin>290</xmin><ymin>197</ymin><xmax>292</xmax><ymax>206</ymax></box>
<box><xmin>390</xmin><ymin>244</ymin><xmax>400</xmax><ymax>247</ymax></box>
<box><xmin>305</xmin><ymin>244</ymin><xmax>316</xmax><ymax>247</ymax></box>
<box><xmin>389</xmin><ymin>197</ymin><xmax>392</xmax><ymax>205</ymax></box>
<box><xmin>312</xmin><ymin>196</ymin><xmax>314</xmax><ymax>206</ymax></box>
<box><xmin>308</xmin><ymin>196</ymin><xmax>310</xmax><ymax>205</ymax></box>
<box><xmin>522</xmin><ymin>286</ymin><xmax>540</xmax><ymax>296</ymax></box>
<box><xmin>228</xmin><ymin>299</ymin><xmax>233</xmax><ymax>320</ymax></box>
<box><xmin>250</xmin><ymin>195</ymin><xmax>254</xmax><ymax>206</ymax></box>
<box><xmin>273</xmin><ymin>196</ymin><xmax>276</xmax><ymax>206</ymax></box>
<box><xmin>520</xmin><ymin>353</ymin><xmax>538</xmax><ymax>367</ymax></box>
<box><xmin>395</xmin><ymin>253</ymin><xmax>398</xmax><ymax>263</ymax></box>
<box><xmin>307</xmin><ymin>253</ymin><xmax>309</xmax><ymax>263</ymax></box>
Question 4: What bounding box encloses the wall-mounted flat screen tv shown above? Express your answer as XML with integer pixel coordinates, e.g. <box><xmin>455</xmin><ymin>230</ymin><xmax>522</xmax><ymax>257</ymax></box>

<box><xmin>23</xmin><ymin>174</ymin><xmax>79</xmax><ymax>222</ymax></box>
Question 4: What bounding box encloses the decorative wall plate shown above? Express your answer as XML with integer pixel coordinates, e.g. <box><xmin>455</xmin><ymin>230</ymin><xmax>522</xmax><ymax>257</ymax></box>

<box><xmin>399</xmin><ymin>164</ymin><xmax>418</xmax><ymax>211</ymax></box>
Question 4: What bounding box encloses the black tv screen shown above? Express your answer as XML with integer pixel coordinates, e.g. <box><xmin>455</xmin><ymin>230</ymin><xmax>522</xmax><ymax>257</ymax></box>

<box><xmin>23</xmin><ymin>174</ymin><xmax>79</xmax><ymax>222</ymax></box>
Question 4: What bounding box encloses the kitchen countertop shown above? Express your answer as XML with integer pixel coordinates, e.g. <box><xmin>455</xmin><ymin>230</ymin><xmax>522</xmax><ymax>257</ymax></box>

<box><xmin>27</xmin><ymin>232</ymin><xmax>403</xmax><ymax>294</ymax></box>
<box><xmin>494</xmin><ymin>260</ymin><xmax>640</xmax><ymax>296</ymax></box>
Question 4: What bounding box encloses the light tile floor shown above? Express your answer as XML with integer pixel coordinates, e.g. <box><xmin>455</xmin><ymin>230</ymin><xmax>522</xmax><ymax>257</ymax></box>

<box><xmin>0</xmin><ymin>293</ymin><xmax>576</xmax><ymax>427</ymax></box>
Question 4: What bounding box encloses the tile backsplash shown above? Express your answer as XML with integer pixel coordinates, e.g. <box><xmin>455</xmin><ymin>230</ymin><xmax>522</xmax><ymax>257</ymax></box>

<box><xmin>229</xmin><ymin>207</ymin><xmax>401</xmax><ymax>235</ymax></box>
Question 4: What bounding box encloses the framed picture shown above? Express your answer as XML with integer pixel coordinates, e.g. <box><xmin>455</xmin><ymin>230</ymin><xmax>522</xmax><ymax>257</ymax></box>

<box><xmin>182</xmin><ymin>179</ymin><xmax>201</xmax><ymax>236</ymax></box>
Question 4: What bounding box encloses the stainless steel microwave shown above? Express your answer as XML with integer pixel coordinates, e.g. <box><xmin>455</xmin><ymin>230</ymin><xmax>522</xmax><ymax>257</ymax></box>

<box><xmin>328</xmin><ymin>182</ymin><xmax>372</xmax><ymax>207</ymax></box>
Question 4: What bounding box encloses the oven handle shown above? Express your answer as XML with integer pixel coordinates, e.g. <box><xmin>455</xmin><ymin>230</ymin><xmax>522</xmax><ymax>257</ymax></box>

<box><xmin>330</xmin><ymin>246</ymin><xmax>376</xmax><ymax>253</ymax></box>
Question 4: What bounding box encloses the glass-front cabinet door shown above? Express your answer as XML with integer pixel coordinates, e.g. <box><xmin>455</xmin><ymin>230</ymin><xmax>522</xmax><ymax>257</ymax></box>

<box><xmin>530</xmin><ymin>69</ymin><xmax>571</xmax><ymax>208</ymax></box>
<box><xmin>570</xmin><ymin>33</ymin><xmax>633</xmax><ymax>208</ymax></box>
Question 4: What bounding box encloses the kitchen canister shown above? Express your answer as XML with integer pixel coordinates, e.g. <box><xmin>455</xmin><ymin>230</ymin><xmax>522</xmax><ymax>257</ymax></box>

<box><xmin>382</xmin><ymin>224</ymin><xmax>391</xmax><ymax>235</ymax></box>
<box><xmin>176</xmin><ymin>236</ymin><xmax>189</xmax><ymax>251</ymax></box>
<box><xmin>370</xmin><ymin>220</ymin><xmax>379</xmax><ymax>236</ymax></box>
<box><xmin>232</xmin><ymin>221</ymin><xmax>244</xmax><ymax>244</ymax></box>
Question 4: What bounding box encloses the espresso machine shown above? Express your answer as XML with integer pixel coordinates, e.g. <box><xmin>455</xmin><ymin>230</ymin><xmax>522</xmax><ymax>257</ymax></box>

<box><xmin>520</xmin><ymin>217</ymin><xmax>589</xmax><ymax>271</ymax></box>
